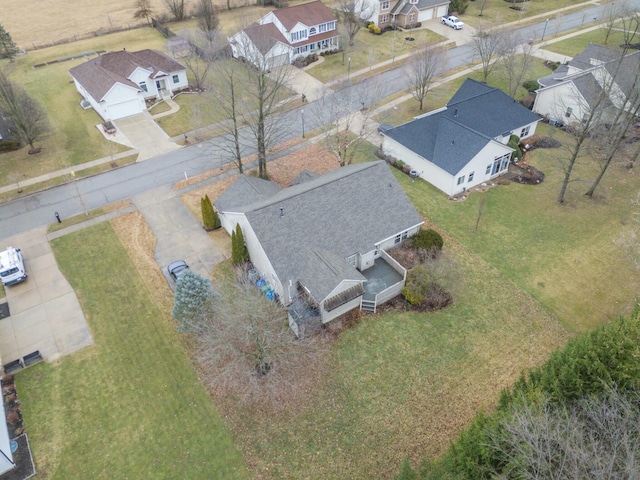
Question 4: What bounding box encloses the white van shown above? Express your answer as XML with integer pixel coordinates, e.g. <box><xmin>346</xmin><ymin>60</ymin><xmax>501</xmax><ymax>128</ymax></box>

<box><xmin>0</xmin><ymin>247</ymin><xmax>28</xmax><ymax>286</ymax></box>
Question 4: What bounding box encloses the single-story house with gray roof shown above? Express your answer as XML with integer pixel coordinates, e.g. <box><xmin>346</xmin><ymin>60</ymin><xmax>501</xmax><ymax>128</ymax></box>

<box><xmin>69</xmin><ymin>49</ymin><xmax>188</xmax><ymax>121</ymax></box>
<box><xmin>214</xmin><ymin>162</ymin><xmax>424</xmax><ymax>336</ymax></box>
<box><xmin>533</xmin><ymin>44</ymin><xmax>640</xmax><ymax>127</ymax></box>
<box><xmin>381</xmin><ymin>78</ymin><xmax>540</xmax><ymax>197</ymax></box>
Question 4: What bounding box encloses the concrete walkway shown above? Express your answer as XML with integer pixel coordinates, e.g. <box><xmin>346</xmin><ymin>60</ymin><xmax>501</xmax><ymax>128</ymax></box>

<box><xmin>133</xmin><ymin>185</ymin><xmax>228</xmax><ymax>283</ymax></box>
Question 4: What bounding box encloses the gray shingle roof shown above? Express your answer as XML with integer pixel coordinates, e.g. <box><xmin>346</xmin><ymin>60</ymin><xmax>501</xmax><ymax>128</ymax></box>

<box><xmin>569</xmin><ymin>43</ymin><xmax>621</xmax><ymax>71</ymax></box>
<box><xmin>214</xmin><ymin>174</ymin><xmax>281</xmax><ymax>212</ymax></box>
<box><xmin>222</xmin><ymin>162</ymin><xmax>423</xmax><ymax>302</ymax></box>
<box><xmin>445</xmin><ymin>79</ymin><xmax>540</xmax><ymax>138</ymax></box>
<box><xmin>384</xmin><ymin>78</ymin><xmax>537</xmax><ymax>174</ymax></box>
<box><xmin>69</xmin><ymin>49</ymin><xmax>185</xmax><ymax>102</ymax></box>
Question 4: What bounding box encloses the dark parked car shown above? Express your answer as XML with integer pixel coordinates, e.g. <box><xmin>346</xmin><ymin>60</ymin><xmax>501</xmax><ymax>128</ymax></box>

<box><xmin>167</xmin><ymin>260</ymin><xmax>189</xmax><ymax>280</ymax></box>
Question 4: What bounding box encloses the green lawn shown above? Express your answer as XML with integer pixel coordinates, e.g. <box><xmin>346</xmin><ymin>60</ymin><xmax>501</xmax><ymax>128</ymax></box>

<box><xmin>224</xmin><ymin>229</ymin><xmax>569</xmax><ymax>478</ymax></box>
<box><xmin>17</xmin><ymin>222</ymin><xmax>247</xmax><ymax>479</ymax></box>
<box><xmin>0</xmin><ymin>28</ymin><xmax>167</xmax><ymax>186</ymax></box>
<box><xmin>460</xmin><ymin>0</ymin><xmax>590</xmax><ymax>28</ymax></box>
<box><xmin>307</xmin><ymin>28</ymin><xmax>447</xmax><ymax>83</ymax></box>
<box><xmin>545</xmin><ymin>27</ymin><xmax>630</xmax><ymax>57</ymax></box>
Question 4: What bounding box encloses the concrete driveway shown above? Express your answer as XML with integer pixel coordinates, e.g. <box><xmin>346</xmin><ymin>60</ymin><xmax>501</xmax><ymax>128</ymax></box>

<box><xmin>134</xmin><ymin>185</ymin><xmax>229</xmax><ymax>286</ymax></box>
<box><xmin>0</xmin><ymin>227</ymin><xmax>93</xmax><ymax>368</ymax></box>
<box><xmin>114</xmin><ymin>112</ymin><xmax>182</xmax><ymax>162</ymax></box>
<box><xmin>426</xmin><ymin>18</ymin><xmax>476</xmax><ymax>46</ymax></box>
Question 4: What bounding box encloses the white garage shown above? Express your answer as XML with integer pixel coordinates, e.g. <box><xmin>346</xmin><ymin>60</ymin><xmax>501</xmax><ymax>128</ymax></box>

<box><xmin>106</xmin><ymin>99</ymin><xmax>144</xmax><ymax>121</ymax></box>
<box><xmin>437</xmin><ymin>4</ymin><xmax>449</xmax><ymax>16</ymax></box>
<box><xmin>419</xmin><ymin>8</ymin><xmax>434</xmax><ymax>21</ymax></box>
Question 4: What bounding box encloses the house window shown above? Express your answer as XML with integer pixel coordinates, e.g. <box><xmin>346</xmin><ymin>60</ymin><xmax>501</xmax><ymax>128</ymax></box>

<box><xmin>402</xmin><ymin>231</ymin><xmax>408</xmax><ymax>241</ymax></box>
<box><xmin>319</xmin><ymin>23</ymin><xmax>327</xmax><ymax>33</ymax></box>
<box><xmin>468</xmin><ymin>171</ymin><xmax>475</xmax><ymax>182</ymax></box>
<box><xmin>566</xmin><ymin>107</ymin><xmax>573</xmax><ymax>118</ymax></box>
<box><xmin>139</xmin><ymin>81</ymin><xmax>148</xmax><ymax>92</ymax></box>
<box><xmin>309</xmin><ymin>27</ymin><xmax>317</xmax><ymax>35</ymax></box>
<box><xmin>410</xmin><ymin>0</ymin><xmax>418</xmax><ymax>4</ymax></box>
<box><xmin>457</xmin><ymin>175</ymin><xmax>465</xmax><ymax>185</ymax></box>
<box><xmin>395</xmin><ymin>234</ymin><xmax>402</xmax><ymax>244</ymax></box>
<box><xmin>409</xmin><ymin>12</ymin><xmax>416</xmax><ymax>22</ymax></box>
<box><xmin>381</xmin><ymin>0</ymin><xmax>390</xmax><ymax>9</ymax></box>
<box><xmin>520</xmin><ymin>125</ymin><xmax>530</xmax><ymax>138</ymax></box>
<box><xmin>380</xmin><ymin>13</ymin><xmax>389</xmax><ymax>23</ymax></box>
<box><xmin>291</xmin><ymin>29</ymin><xmax>308</xmax><ymax>42</ymax></box>
<box><xmin>485</xmin><ymin>164</ymin><xmax>492</xmax><ymax>175</ymax></box>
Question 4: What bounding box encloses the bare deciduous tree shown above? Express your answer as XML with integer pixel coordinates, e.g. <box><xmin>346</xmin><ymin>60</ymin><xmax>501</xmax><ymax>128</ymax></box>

<box><xmin>620</xmin><ymin>9</ymin><xmax>640</xmax><ymax>48</ymax></box>
<box><xmin>182</xmin><ymin>268</ymin><xmax>328</xmax><ymax>406</ymax></box>
<box><xmin>318</xmin><ymin>79</ymin><xmax>383</xmax><ymax>166</ymax></box>
<box><xmin>334</xmin><ymin>0</ymin><xmax>374</xmax><ymax>47</ymax></box>
<box><xmin>133</xmin><ymin>0</ymin><xmax>154</xmax><ymax>26</ymax></box>
<box><xmin>230</xmin><ymin>32</ymin><xmax>294</xmax><ymax>179</ymax></box>
<box><xmin>406</xmin><ymin>43</ymin><xmax>444</xmax><ymax>111</ymax></box>
<box><xmin>556</xmin><ymin>50</ymin><xmax>638</xmax><ymax>203</ymax></box>
<box><xmin>0</xmin><ymin>70</ymin><xmax>50</xmax><ymax>152</ymax></box>
<box><xmin>212</xmin><ymin>55</ymin><xmax>248</xmax><ymax>173</ymax></box>
<box><xmin>472</xmin><ymin>23</ymin><xmax>507</xmax><ymax>83</ymax></box>
<box><xmin>489</xmin><ymin>388</ymin><xmax>640</xmax><ymax>479</ymax></box>
<box><xmin>163</xmin><ymin>0</ymin><xmax>187</xmax><ymax>21</ymax></box>
<box><xmin>195</xmin><ymin>0</ymin><xmax>219</xmax><ymax>40</ymax></box>
<box><xmin>501</xmin><ymin>32</ymin><xmax>535</xmax><ymax>98</ymax></box>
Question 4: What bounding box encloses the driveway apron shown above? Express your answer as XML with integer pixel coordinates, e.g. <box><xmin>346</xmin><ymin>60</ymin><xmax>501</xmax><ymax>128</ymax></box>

<box><xmin>133</xmin><ymin>185</ymin><xmax>228</xmax><ymax>284</ymax></box>
<box><xmin>114</xmin><ymin>112</ymin><xmax>182</xmax><ymax>162</ymax></box>
<box><xmin>0</xmin><ymin>227</ymin><xmax>93</xmax><ymax>366</ymax></box>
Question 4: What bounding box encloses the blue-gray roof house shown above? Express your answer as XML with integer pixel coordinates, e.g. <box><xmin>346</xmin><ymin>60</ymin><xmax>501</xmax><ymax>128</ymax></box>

<box><xmin>215</xmin><ymin>162</ymin><xmax>424</xmax><ymax>335</ymax></box>
<box><xmin>381</xmin><ymin>78</ymin><xmax>540</xmax><ymax>197</ymax></box>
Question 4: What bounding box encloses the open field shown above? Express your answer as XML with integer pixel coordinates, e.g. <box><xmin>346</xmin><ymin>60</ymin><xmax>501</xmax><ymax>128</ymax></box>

<box><xmin>0</xmin><ymin>0</ymin><xmax>273</xmax><ymax>50</ymax></box>
<box><xmin>18</xmin><ymin>218</ymin><xmax>248</xmax><ymax>479</ymax></box>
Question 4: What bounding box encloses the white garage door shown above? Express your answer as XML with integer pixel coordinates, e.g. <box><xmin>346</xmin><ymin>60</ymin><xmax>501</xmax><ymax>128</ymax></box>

<box><xmin>269</xmin><ymin>53</ymin><xmax>290</xmax><ymax>69</ymax></box>
<box><xmin>436</xmin><ymin>4</ymin><xmax>449</xmax><ymax>17</ymax></box>
<box><xmin>107</xmin><ymin>99</ymin><xmax>142</xmax><ymax>120</ymax></box>
<box><xmin>419</xmin><ymin>8</ymin><xmax>434</xmax><ymax>21</ymax></box>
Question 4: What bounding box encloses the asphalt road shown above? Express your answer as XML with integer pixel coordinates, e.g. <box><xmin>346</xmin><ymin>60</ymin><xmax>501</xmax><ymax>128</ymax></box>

<box><xmin>1</xmin><ymin>0</ymin><xmax>638</xmax><ymax>241</ymax></box>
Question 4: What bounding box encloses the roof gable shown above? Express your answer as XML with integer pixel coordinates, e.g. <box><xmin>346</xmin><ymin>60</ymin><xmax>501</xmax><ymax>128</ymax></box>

<box><xmin>215</xmin><ymin>174</ymin><xmax>282</xmax><ymax>212</ymax></box>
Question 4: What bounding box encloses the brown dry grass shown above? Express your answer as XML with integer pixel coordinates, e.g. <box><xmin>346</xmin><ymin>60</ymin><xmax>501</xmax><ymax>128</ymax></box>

<box><xmin>2</xmin><ymin>1</ymin><xmax>275</xmax><ymax>50</ymax></box>
<box><xmin>110</xmin><ymin>211</ymin><xmax>174</xmax><ymax>316</ymax></box>
<box><xmin>180</xmin><ymin>142</ymin><xmax>340</xmax><ymax>218</ymax></box>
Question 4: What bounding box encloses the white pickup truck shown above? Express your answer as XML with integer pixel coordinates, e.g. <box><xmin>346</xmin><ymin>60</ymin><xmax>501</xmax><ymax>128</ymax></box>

<box><xmin>441</xmin><ymin>15</ymin><xmax>464</xmax><ymax>29</ymax></box>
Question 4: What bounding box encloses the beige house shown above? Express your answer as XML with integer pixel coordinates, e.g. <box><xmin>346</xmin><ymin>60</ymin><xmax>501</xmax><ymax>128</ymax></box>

<box><xmin>361</xmin><ymin>0</ymin><xmax>450</xmax><ymax>29</ymax></box>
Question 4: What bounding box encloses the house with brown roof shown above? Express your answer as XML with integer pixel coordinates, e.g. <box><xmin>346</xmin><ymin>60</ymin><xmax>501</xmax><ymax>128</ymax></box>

<box><xmin>69</xmin><ymin>49</ymin><xmax>188</xmax><ymax>121</ymax></box>
<box><xmin>228</xmin><ymin>0</ymin><xmax>340</xmax><ymax>71</ymax></box>
<box><xmin>360</xmin><ymin>0</ymin><xmax>450</xmax><ymax>29</ymax></box>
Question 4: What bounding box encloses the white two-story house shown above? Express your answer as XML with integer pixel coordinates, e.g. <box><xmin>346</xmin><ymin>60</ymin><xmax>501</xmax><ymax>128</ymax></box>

<box><xmin>229</xmin><ymin>0</ymin><xmax>339</xmax><ymax>70</ymax></box>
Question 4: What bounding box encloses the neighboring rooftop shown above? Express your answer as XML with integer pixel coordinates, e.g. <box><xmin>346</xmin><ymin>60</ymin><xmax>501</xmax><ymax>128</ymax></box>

<box><xmin>384</xmin><ymin>78</ymin><xmax>538</xmax><ymax>174</ymax></box>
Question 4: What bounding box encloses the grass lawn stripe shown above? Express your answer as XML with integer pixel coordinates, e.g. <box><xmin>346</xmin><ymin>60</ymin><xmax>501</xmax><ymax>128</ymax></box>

<box><xmin>17</xmin><ymin>222</ymin><xmax>247</xmax><ymax>479</ymax></box>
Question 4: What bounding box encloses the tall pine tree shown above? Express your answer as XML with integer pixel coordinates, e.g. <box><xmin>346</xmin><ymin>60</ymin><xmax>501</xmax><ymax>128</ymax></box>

<box><xmin>0</xmin><ymin>25</ymin><xmax>18</xmax><ymax>61</ymax></box>
<box><xmin>232</xmin><ymin>223</ymin><xmax>249</xmax><ymax>265</ymax></box>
